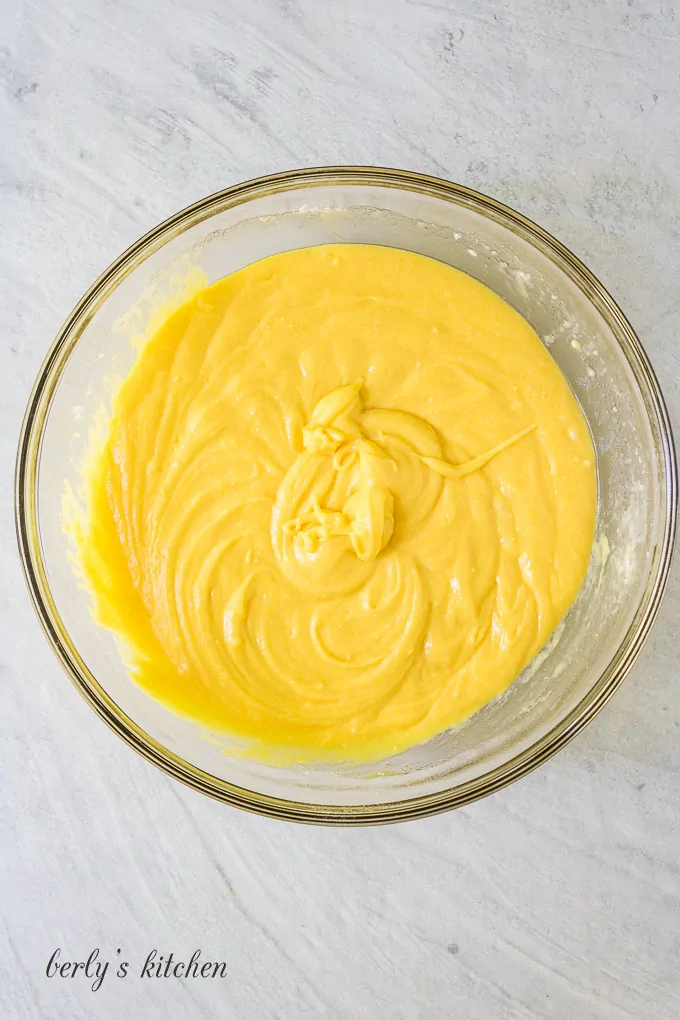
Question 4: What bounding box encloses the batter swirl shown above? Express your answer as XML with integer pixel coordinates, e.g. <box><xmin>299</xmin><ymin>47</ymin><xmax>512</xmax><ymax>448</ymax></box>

<box><xmin>77</xmin><ymin>244</ymin><xmax>596</xmax><ymax>761</ymax></box>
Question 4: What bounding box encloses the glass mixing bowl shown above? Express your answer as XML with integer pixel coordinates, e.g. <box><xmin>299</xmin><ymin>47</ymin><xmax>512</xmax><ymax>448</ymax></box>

<box><xmin>16</xmin><ymin>167</ymin><xmax>677</xmax><ymax>824</ymax></box>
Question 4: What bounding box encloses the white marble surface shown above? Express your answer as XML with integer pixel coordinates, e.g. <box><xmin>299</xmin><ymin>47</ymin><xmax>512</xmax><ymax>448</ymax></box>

<box><xmin>2</xmin><ymin>1</ymin><xmax>680</xmax><ymax>1016</ymax></box>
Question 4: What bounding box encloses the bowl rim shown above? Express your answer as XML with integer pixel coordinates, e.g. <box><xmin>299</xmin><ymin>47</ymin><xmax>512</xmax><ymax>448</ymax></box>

<box><xmin>15</xmin><ymin>165</ymin><xmax>678</xmax><ymax>825</ymax></box>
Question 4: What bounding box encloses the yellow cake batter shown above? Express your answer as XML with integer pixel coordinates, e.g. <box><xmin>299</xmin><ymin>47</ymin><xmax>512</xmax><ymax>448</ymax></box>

<box><xmin>77</xmin><ymin>244</ymin><xmax>596</xmax><ymax>762</ymax></box>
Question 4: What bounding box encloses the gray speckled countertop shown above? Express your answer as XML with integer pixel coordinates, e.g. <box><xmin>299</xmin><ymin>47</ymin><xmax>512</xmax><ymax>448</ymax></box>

<box><xmin>2</xmin><ymin>2</ymin><xmax>680</xmax><ymax>1017</ymax></box>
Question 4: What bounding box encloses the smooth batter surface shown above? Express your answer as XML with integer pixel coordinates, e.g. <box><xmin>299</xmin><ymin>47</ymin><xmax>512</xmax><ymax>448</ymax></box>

<box><xmin>78</xmin><ymin>244</ymin><xmax>596</xmax><ymax>762</ymax></box>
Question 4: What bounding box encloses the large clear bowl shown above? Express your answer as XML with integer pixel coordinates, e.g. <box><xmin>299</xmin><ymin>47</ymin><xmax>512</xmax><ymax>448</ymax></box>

<box><xmin>15</xmin><ymin>167</ymin><xmax>677</xmax><ymax>824</ymax></box>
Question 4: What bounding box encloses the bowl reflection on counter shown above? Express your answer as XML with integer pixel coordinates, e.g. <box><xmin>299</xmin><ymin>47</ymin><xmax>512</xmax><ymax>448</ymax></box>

<box><xmin>15</xmin><ymin>167</ymin><xmax>677</xmax><ymax>824</ymax></box>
